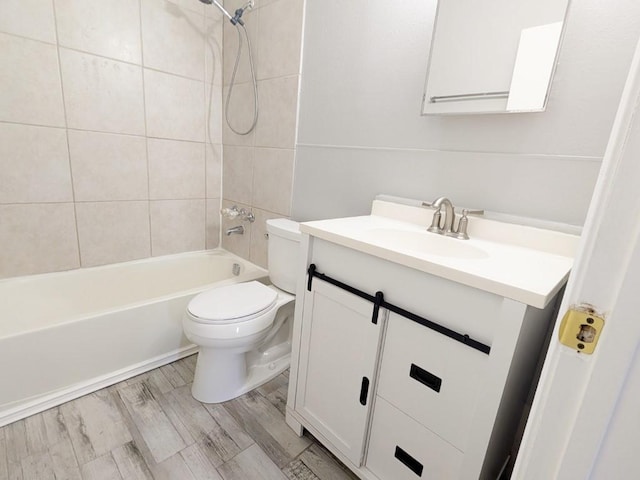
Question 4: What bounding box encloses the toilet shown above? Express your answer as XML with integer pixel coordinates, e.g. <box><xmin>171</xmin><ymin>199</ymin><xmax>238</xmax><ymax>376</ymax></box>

<box><xmin>183</xmin><ymin>218</ymin><xmax>301</xmax><ymax>403</ymax></box>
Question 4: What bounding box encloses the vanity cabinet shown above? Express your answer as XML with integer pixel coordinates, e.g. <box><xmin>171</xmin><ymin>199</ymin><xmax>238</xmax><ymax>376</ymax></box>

<box><xmin>287</xmin><ymin>234</ymin><xmax>562</xmax><ymax>480</ymax></box>
<box><xmin>295</xmin><ymin>278</ymin><xmax>384</xmax><ymax>466</ymax></box>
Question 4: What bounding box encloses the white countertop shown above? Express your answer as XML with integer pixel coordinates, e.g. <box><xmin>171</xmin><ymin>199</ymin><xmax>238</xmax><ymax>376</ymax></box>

<box><xmin>300</xmin><ymin>201</ymin><xmax>580</xmax><ymax>308</ymax></box>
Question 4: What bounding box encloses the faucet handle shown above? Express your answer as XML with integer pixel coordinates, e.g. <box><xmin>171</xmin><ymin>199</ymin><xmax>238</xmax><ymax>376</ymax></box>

<box><xmin>427</xmin><ymin>209</ymin><xmax>443</xmax><ymax>233</ymax></box>
<box><xmin>459</xmin><ymin>208</ymin><xmax>484</xmax><ymax>216</ymax></box>
<box><xmin>451</xmin><ymin>208</ymin><xmax>483</xmax><ymax>240</ymax></box>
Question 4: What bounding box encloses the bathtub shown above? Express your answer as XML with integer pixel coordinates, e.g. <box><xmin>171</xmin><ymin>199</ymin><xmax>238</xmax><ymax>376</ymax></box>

<box><xmin>0</xmin><ymin>249</ymin><xmax>266</xmax><ymax>427</ymax></box>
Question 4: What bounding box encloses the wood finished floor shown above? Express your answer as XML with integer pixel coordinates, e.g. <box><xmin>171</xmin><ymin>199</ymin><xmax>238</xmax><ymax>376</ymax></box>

<box><xmin>0</xmin><ymin>355</ymin><xmax>358</xmax><ymax>480</ymax></box>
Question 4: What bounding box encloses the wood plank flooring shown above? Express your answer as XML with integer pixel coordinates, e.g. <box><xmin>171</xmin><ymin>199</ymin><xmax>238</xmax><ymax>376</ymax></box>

<box><xmin>0</xmin><ymin>355</ymin><xmax>358</xmax><ymax>480</ymax></box>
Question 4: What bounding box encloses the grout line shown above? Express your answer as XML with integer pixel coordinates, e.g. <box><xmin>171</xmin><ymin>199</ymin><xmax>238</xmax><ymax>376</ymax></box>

<box><xmin>0</xmin><ymin>199</ymin><xmax>207</xmax><ymax>208</ymax></box>
<box><xmin>0</xmin><ymin>120</ymin><xmax>210</xmax><ymax>144</ymax></box>
<box><xmin>203</xmin><ymin>11</ymin><xmax>212</xmax><ymax>251</ymax></box>
<box><xmin>216</xmin><ymin>12</ymin><xmax>226</xmax><ymax>249</ymax></box>
<box><xmin>50</xmin><ymin>0</ymin><xmax>82</xmax><ymax>270</ymax></box>
<box><xmin>248</xmin><ymin>145</ymin><xmax>257</xmax><ymax>262</ymax></box>
<box><xmin>138</xmin><ymin>0</ymin><xmax>154</xmax><ymax>259</ymax></box>
<box><xmin>52</xmin><ymin>43</ymin><xmax>211</xmax><ymax>84</ymax></box>
<box><xmin>295</xmin><ymin>143</ymin><xmax>605</xmax><ymax>162</ymax></box>
<box><xmin>0</xmin><ymin>29</ymin><xmax>57</xmax><ymax>47</ymax></box>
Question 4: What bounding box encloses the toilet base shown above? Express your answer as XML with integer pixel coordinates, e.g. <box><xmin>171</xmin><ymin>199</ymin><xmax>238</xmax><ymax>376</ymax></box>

<box><xmin>191</xmin><ymin>346</ymin><xmax>290</xmax><ymax>404</ymax></box>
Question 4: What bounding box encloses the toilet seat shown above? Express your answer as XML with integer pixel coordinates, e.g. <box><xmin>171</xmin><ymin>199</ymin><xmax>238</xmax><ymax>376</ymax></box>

<box><xmin>188</xmin><ymin>281</ymin><xmax>278</xmax><ymax>324</ymax></box>
<box><xmin>183</xmin><ymin>283</ymin><xmax>293</xmax><ymax>342</ymax></box>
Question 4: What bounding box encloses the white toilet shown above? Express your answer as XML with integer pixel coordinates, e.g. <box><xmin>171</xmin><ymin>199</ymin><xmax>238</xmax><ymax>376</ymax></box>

<box><xmin>183</xmin><ymin>218</ymin><xmax>301</xmax><ymax>403</ymax></box>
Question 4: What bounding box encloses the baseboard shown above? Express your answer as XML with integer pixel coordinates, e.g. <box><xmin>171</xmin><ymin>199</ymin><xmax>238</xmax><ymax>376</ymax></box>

<box><xmin>0</xmin><ymin>345</ymin><xmax>198</xmax><ymax>428</ymax></box>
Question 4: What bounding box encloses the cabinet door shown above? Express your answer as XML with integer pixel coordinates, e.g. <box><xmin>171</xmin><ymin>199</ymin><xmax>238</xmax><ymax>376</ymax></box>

<box><xmin>295</xmin><ymin>279</ymin><xmax>384</xmax><ymax>466</ymax></box>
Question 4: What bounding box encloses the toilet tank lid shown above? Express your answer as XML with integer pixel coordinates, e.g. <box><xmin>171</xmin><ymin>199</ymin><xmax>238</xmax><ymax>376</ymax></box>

<box><xmin>266</xmin><ymin>218</ymin><xmax>301</xmax><ymax>241</ymax></box>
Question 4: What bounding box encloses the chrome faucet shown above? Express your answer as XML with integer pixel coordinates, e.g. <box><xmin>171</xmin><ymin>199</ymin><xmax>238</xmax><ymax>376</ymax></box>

<box><xmin>426</xmin><ymin>197</ymin><xmax>456</xmax><ymax>235</ymax></box>
<box><xmin>226</xmin><ymin>225</ymin><xmax>244</xmax><ymax>236</ymax></box>
<box><xmin>423</xmin><ymin>197</ymin><xmax>484</xmax><ymax>239</ymax></box>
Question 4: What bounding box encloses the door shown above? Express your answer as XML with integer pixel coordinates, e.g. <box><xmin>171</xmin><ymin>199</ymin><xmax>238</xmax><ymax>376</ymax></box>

<box><xmin>295</xmin><ymin>278</ymin><xmax>384</xmax><ymax>466</ymax></box>
<box><xmin>512</xmin><ymin>34</ymin><xmax>640</xmax><ymax>479</ymax></box>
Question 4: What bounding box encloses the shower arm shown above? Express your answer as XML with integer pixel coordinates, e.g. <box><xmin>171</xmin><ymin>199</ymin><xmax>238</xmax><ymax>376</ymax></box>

<box><xmin>210</xmin><ymin>0</ymin><xmax>234</xmax><ymax>22</ymax></box>
<box><xmin>203</xmin><ymin>0</ymin><xmax>251</xmax><ymax>26</ymax></box>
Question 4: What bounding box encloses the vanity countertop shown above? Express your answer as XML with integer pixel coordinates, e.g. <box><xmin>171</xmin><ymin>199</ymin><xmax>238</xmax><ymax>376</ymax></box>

<box><xmin>300</xmin><ymin>200</ymin><xmax>580</xmax><ymax>308</ymax></box>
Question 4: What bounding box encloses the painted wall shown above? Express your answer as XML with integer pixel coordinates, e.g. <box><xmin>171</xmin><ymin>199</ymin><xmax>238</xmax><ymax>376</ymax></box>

<box><xmin>292</xmin><ymin>0</ymin><xmax>640</xmax><ymax>226</ymax></box>
<box><xmin>0</xmin><ymin>0</ymin><xmax>224</xmax><ymax>279</ymax></box>
<box><xmin>219</xmin><ymin>0</ymin><xmax>304</xmax><ymax>268</ymax></box>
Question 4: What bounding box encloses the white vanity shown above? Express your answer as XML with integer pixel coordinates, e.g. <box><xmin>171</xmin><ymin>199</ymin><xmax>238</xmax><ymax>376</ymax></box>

<box><xmin>285</xmin><ymin>199</ymin><xmax>578</xmax><ymax>480</ymax></box>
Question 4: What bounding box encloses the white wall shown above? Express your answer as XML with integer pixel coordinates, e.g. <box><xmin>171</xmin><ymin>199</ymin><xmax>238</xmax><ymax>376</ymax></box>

<box><xmin>292</xmin><ymin>0</ymin><xmax>640</xmax><ymax>226</ymax></box>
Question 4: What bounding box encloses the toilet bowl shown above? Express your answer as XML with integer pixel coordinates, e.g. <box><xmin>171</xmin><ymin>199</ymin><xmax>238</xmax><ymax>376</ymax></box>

<box><xmin>183</xmin><ymin>218</ymin><xmax>301</xmax><ymax>403</ymax></box>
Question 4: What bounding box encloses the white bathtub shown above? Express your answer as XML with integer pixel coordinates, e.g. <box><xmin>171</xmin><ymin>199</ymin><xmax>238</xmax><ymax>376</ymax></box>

<box><xmin>0</xmin><ymin>249</ymin><xmax>266</xmax><ymax>426</ymax></box>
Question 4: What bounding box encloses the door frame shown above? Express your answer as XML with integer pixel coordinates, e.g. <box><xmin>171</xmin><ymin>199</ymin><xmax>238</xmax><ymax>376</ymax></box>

<box><xmin>512</xmin><ymin>33</ymin><xmax>640</xmax><ymax>479</ymax></box>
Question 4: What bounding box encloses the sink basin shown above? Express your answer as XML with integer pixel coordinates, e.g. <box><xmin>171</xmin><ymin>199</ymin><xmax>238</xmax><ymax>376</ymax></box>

<box><xmin>367</xmin><ymin>228</ymin><xmax>490</xmax><ymax>260</ymax></box>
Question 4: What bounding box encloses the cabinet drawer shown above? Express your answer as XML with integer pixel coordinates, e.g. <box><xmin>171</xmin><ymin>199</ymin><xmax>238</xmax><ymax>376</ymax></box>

<box><xmin>366</xmin><ymin>397</ymin><xmax>463</xmax><ymax>480</ymax></box>
<box><xmin>377</xmin><ymin>312</ymin><xmax>489</xmax><ymax>450</ymax></box>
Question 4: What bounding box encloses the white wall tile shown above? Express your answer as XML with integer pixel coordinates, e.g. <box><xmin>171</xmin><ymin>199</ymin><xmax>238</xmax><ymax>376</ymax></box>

<box><xmin>222</xmin><ymin>82</ymin><xmax>257</xmax><ymax>146</ymax></box>
<box><xmin>76</xmin><ymin>201</ymin><xmax>151</xmax><ymax>267</ymax></box>
<box><xmin>0</xmin><ymin>0</ymin><xmax>56</xmax><ymax>43</ymax></box>
<box><xmin>60</xmin><ymin>48</ymin><xmax>145</xmax><ymax>135</ymax></box>
<box><xmin>0</xmin><ymin>204</ymin><xmax>79</xmax><ymax>278</ymax></box>
<box><xmin>252</xmin><ymin>0</ymin><xmax>279</xmax><ymax>8</ymax></box>
<box><xmin>254</xmin><ymin>76</ymin><xmax>298</xmax><ymax>148</ymax></box>
<box><xmin>150</xmin><ymin>199</ymin><xmax>205</xmax><ymax>256</ymax></box>
<box><xmin>206</xmin><ymin>198</ymin><xmax>221</xmax><ymax>248</ymax></box>
<box><xmin>148</xmin><ymin>138</ymin><xmax>205</xmax><ymax>199</ymax></box>
<box><xmin>204</xmin><ymin>13</ymin><xmax>224</xmax><ymax>86</ymax></box>
<box><xmin>0</xmin><ymin>33</ymin><xmax>65</xmax><ymax>127</ymax></box>
<box><xmin>249</xmin><ymin>208</ymin><xmax>281</xmax><ymax>269</ymax></box>
<box><xmin>68</xmin><ymin>130</ymin><xmax>148</xmax><ymax>201</ymax></box>
<box><xmin>168</xmin><ymin>0</ymin><xmax>205</xmax><ymax>16</ymax></box>
<box><xmin>222</xmin><ymin>8</ymin><xmax>259</xmax><ymax>86</ymax></box>
<box><xmin>206</xmin><ymin>143</ymin><xmax>222</xmax><ymax>198</ymax></box>
<box><xmin>0</xmin><ymin>0</ymin><xmax>228</xmax><ymax>277</ymax></box>
<box><xmin>0</xmin><ymin>124</ymin><xmax>72</xmax><ymax>203</ymax></box>
<box><xmin>205</xmin><ymin>83</ymin><xmax>223</xmax><ymax>144</ymax></box>
<box><xmin>256</xmin><ymin>0</ymin><xmax>303</xmax><ymax>79</ymax></box>
<box><xmin>141</xmin><ymin>0</ymin><xmax>205</xmax><ymax>80</ymax></box>
<box><xmin>144</xmin><ymin>69</ymin><xmax>205</xmax><ymax>142</ymax></box>
<box><xmin>222</xmin><ymin>145</ymin><xmax>253</xmax><ymax>205</ymax></box>
<box><xmin>252</xmin><ymin>147</ymin><xmax>293</xmax><ymax>215</ymax></box>
<box><xmin>55</xmin><ymin>0</ymin><xmax>142</xmax><ymax>63</ymax></box>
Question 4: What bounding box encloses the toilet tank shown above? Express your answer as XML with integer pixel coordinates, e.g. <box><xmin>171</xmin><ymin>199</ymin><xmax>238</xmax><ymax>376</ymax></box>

<box><xmin>266</xmin><ymin>218</ymin><xmax>301</xmax><ymax>293</ymax></box>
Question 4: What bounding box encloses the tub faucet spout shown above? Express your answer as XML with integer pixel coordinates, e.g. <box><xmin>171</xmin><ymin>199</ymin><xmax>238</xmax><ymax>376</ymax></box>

<box><xmin>226</xmin><ymin>225</ymin><xmax>244</xmax><ymax>236</ymax></box>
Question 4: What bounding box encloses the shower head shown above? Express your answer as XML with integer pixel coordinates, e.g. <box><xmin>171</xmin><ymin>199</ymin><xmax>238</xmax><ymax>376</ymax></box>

<box><xmin>200</xmin><ymin>0</ymin><xmax>253</xmax><ymax>26</ymax></box>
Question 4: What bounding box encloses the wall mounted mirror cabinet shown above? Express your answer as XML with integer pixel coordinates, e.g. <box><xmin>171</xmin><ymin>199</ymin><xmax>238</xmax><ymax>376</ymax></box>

<box><xmin>422</xmin><ymin>0</ymin><xmax>571</xmax><ymax>115</ymax></box>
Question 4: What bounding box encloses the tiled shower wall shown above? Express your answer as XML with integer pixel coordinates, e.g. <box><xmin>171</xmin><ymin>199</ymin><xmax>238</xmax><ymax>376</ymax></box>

<box><xmin>0</xmin><ymin>0</ymin><xmax>224</xmax><ymax>279</ymax></box>
<box><xmin>220</xmin><ymin>0</ymin><xmax>303</xmax><ymax>268</ymax></box>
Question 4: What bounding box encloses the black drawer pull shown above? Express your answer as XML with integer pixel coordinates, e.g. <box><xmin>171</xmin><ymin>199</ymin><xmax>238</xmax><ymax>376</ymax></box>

<box><xmin>410</xmin><ymin>363</ymin><xmax>442</xmax><ymax>393</ymax></box>
<box><xmin>359</xmin><ymin>377</ymin><xmax>370</xmax><ymax>405</ymax></box>
<box><xmin>394</xmin><ymin>446</ymin><xmax>423</xmax><ymax>477</ymax></box>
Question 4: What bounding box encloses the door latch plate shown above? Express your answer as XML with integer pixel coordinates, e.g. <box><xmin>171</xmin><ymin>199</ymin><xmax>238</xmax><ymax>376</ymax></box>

<box><xmin>558</xmin><ymin>306</ymin><xmax>604</xmax><ymax>354</ymax></box>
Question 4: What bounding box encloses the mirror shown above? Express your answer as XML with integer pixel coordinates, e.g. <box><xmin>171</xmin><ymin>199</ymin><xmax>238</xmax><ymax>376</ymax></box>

<box><xmin>422</xmin><ymin>0</ymin><xmax>570</xmax><ymax>115</ymax></box>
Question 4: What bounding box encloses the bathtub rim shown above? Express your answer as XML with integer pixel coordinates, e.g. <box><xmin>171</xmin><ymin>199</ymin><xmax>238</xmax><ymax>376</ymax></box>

<box><xmin>0</xmin><ymin>248</ymin><xmax>267</xmax><ymax>341</ymax></box>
